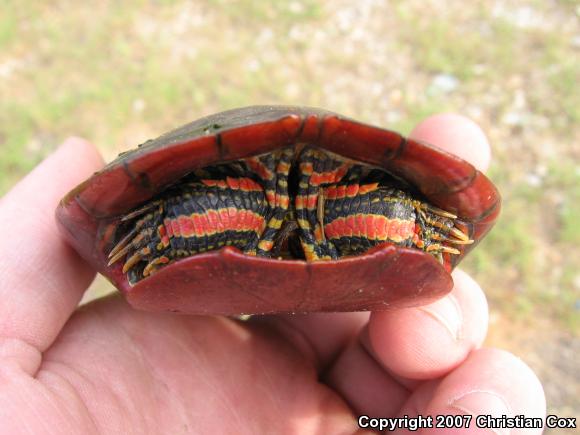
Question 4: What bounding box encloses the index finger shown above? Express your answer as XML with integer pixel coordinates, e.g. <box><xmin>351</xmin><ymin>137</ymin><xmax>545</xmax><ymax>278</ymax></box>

<box><xmin>410</xmin><ymin>113</ymin><xmax>492</xmax><ymax>172</ymax></box>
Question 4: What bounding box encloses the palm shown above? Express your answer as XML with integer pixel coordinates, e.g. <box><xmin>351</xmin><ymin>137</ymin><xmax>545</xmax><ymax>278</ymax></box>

<box><xmin>33</xmin><ymin>297</ymin><xmax>356</xmax><ymax>433</ymax></box>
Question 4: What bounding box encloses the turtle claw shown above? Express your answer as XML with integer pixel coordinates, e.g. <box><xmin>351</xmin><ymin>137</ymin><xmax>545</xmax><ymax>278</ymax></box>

<box><xmin>142</xmin><ymin>256</ymin><xmax>170</xmax><ymax>277</ymax></box>
<box><xmin>121</xmin><ymin>201</ymin><xmax>161</xmax><ymax>221</ymax></box>
<box><xmin>122</xmin><ymin>246</ymin><xmax>151</xmax><ymax>274</ymax></box>
<box><xmin>108</xmin><ymin>226</ymin><xmax>138</xmax><ymax>261</ymax></box>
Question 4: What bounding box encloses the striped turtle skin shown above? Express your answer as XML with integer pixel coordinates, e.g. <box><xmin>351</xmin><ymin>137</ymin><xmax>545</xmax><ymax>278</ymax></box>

<box><xmin>108</xmin><ymin>146</ymin><xmax>471</xmax><ymax>284</ymax></box>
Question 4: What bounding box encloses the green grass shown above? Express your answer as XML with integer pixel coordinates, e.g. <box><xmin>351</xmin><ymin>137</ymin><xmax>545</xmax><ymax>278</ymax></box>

<box><xmin>395</xmin><ymin>8</ymin><xmax>519</xmax><ymax>81</ymax></box>
<box><xmin>206</xmin><ymin>0</ymin><xmax>322</xmax><ymax>26</ymax></box>
<box><xmin>0</xmin><ymin>0</ymin><xmax>316</xmax><ymax>192</ymax></box>
<box><xmin>0</xmin><ymin>11</ymin><xmax>17</xmax><ymax>49</ymax></box>
<box><xmin>464</xmin><ymin>160</ymin><xmax>580</xmax><ymax>332</ymax></box>
<box><xmin>548</xmin><ymin>162</ymin><xmax>580</xmax><ymax>244</ymax></box>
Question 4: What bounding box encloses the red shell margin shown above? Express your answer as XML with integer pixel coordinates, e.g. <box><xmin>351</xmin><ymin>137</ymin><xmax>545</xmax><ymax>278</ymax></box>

<box><xmin>56</xmin><ymin>106</ymin><xmax>500</xmax><ymax>314</ymax></box>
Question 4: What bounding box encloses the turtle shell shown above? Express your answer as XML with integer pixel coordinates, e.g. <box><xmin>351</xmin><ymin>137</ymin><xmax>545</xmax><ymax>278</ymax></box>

<box><xmin>56</xmin><ymin>106</ymin><xmax>500</xmax><ymax>314</ymax></box>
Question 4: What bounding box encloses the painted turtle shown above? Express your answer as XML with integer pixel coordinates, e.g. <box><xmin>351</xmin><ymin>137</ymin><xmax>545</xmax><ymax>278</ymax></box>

<box><xmin>56</xmin><ymin>106</ymin><xmax>500</xmax><ymax>314</ymax></box>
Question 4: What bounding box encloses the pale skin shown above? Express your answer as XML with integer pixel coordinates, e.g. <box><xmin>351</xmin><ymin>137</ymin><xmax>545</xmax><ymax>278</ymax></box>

<box><xmin>0</xmin><ymin>116</ymin><xmax>546</xmax><ymax>434</ymax></box>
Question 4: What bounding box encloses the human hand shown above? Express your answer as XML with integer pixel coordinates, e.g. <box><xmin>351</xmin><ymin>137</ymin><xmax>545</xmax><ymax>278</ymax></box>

<box><xmin>0</xmin><ymin>117</ymin><xmax>545</xmax><ymax>434</ymax></box>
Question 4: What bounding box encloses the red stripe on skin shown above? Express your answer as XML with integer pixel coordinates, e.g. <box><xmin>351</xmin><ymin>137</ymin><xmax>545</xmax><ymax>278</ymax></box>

<box><xmin>157</xmin><ymin>225</ymin><xmax>170</xmax><ymax>247</ymax></box>
<box><xmin>403</xmin><ymin>221</ymin><xmax>414</xmax><ymax>239</ymax></box>
<box><xmin>279</xmin><ymin>195</ymin><xmax>290</xmax><ymax>208</ymax></box>
<box><xmin>237</xmin><ymin>210</ymin><xmax>248</xmax><ymax>230</ymax></box>
<box><xmin>170</xmin><ymin>219</ymin><xmax>181</xmax><ymax>237</ymax></box>
<box><xmin>258</xmin><ymin>213</ymin><xmax>266</xmax><ymax>232</ymax></box>
<box><xmin>250</xmin><ymin>212</ymin><xmax>259</xmax><ymax>232</ymax></box>
<box><xmin>313</xmin><ymin>164</ymin><xmax>350</xmax><ymax>186</ymax></box>
<box><xmin>324</xmin><ymin>218</ymin><xmax>340</xmax><ymax>239</ymax></box>
<box><xmin>375</xmin><ymin>216</ymin><xmax>387</xmax><ymax>239</ymax></box>
<box><xmin>324</xmin><ymin>183</ymin><xmax>380</xmax><ymax>201</ymax></box>
<box><xmin>325</xmin><ymin>215</ymin><xmax>415</xmax><ymax>242</ymax></box>
<box><xmin>301</xmin><ymin>162</ymin><xmax>314</xmax><ymax>175</ymax></box>
<box><xmin>248</xmin><ymin>210</ymin><xmax>259</xmax><ymax>231</ymax></box>
<box><xmin>202</xmin><ymin>213</ymin><xmax>212</xmax><ymax>236</ymax></box>
<box><xmin>258</xmin><ymin>240</ymin><xmax>274</xmax><ymax>250</ymax></box>
<box><xmin>157</xmin><ymin>225</ymin><xmax>166</xmax><ymax>239</ymax></box>
<box><xmin>246</xmin><ymin>158</ymin><xmax>273</xmax><ymax>180</ymax></box>
<box><xmin>325</xmin><ymin>186</ymin><xmax>337</xmax><ymax>200</ymax></box>
<box><xmin>359</xmin><ymin>183</ymin><xmax>379</xmax><ymax>195</ymax></box>
<box><xmin>230</xmin><ymin>208</ymin><xmax>240</xmax><ymax>230</ymax></box>
<box><xmin>227</xmin><ymin>208</ymin><xmax>238</xmax><ymax>231</ymax></box>
<box><xmin>310</xmin><ymin>171</ymin><xmax>344</xmax><ymax>186</ymax></box>
<box><xmin>190</xmin><ymin>214</ymin><xmax>199</xmax><ymax>237</ymax></box>
<box><xmin>355</xmin><ymin>215</ymin><xmax>365</xmax><ymax>237</ymax></box>
<box><xmin>248</xmin><ymin>210</ymin><xmax>263</xmax><ymax>233</ymax></box>
<box><xmin>346</xmin><ymin>215</ymin><xmax>355</xmax><ymax>236</ymax></box>
<box><xmin>164</xmin><ymin>208</ymin><xmax>266</xmax><ymax>240</ymax></box>
<box><xmin>164</xmin><ymin>218</ymin><xmax>174</xmax><ymax>237</ymax></box>
<box><xmin>296</xmin><ymin>196</ymin><xmax>306</xmax><ymax>209</ymax></box>
<box><xmin>346</xmin><ymin>184</ymin><xmax>359</xmax><ymax>197</ymax></box>
<box><xmin>226</xmin><ymin>177</ymin><xmax>240</xmax><ymax>190</ymax></box>
<box><xmin>201</xmin><ymin>179</ymin><xmax>227</xmax><ymax>188</ymax></box>
<box><xmin>204</xmin><ymin>212</ymin><xmax>214</xmax><ymax>234</ymax></box>
<box><xmin>337</xmin><ymin>165</ymin><xmax>349</xmax><ymax>180</ymax></box>
<box><xmin>266</xmin><ymin>190</ymin><xmax>276</xmax><ymax>205</ymax></box>
<box><xmin>296</xmin><ymin>195</ymin><xmax>318</xmax><ymax>209</ymax></box>
<box><xmin>218</xmin><ymin>209</ymin><xmax>231</xmax><ymax>231</ymax></box>
<box><xmin>202</xmin><ymin>177</ymin><xmax>262</xmax><ymax>193</ymax></box>
<box><xmin>387</xmin><ymin>219</ymin><xmax>397</xmax><ymax>240</ymax></box>
<box><xmin>191</xmin><ymin>214</ymin><xmax>203</xmax><ymax>236</ymax></box>
<box><xmin>237</xmin><ymin>209</ymin><xmax>248</xmax><ymax>230</ymax></box>
<box><xmin>178</xmin><ymin>215</ymin><xmax>195</xmax><ymax>237</ymax></box>
<box><xmin>207</xmin><ymin>208</ymin><xmax>222</xmax><ymax>232</ymax></box>
<box><xmin>366</xmin><ymin>215</ymin><xmax>376</xmax><ymax>239</ymax></box>
<box><xmin>239</xmin><ymin>177</ymin><xmax>263</xmax><ymax>192</ymax></box>
<box><xmin>412</xmin><ymin>225</ymin><xmax>424</xmax><ymax>248</ymax></box>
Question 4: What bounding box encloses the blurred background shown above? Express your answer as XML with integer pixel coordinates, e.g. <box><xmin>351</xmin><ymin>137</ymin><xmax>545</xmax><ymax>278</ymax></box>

<box><xmin>1</xmin><ymin>0</ymin><xmax>578</xmax><ymax>428</ymax></box>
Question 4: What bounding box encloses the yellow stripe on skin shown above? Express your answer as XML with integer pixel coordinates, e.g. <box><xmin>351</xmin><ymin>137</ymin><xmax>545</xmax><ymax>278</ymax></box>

<box><xmin>267</xmin><ymin>217</ymin><xmax>284</xmax><ymax>229</ymax></box>
<box><xmin>301</xmin><ymin>241</ymin><xmax>318</xmax><ymax>261</ymax></box>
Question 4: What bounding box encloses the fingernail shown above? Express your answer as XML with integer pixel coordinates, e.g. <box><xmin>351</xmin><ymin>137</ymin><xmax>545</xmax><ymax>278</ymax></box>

<box><xmin>449</xmin><ymin>389</ymin><xmax>513</xmax><ymax>435</ymax></box>
<box><xmin>418</xmin><ymin>294</ymin><xmax>463</xmax><ymax>341</ymax></box>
